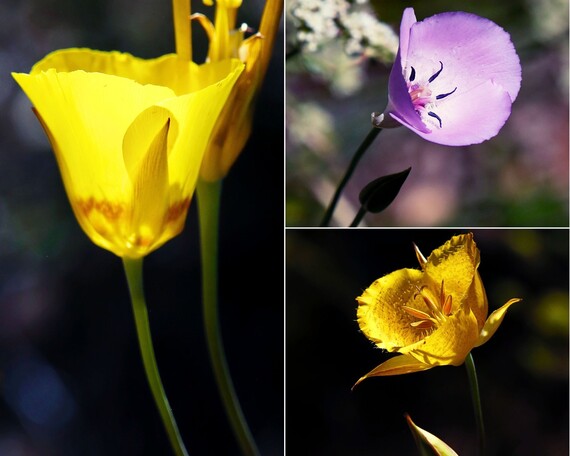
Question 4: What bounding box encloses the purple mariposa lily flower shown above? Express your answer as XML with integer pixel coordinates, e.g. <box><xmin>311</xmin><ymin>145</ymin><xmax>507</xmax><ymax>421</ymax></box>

<box><xmin>374</xmin><ymin>8</ymin><xmax>522</xmax><ymax>146</ymax></box>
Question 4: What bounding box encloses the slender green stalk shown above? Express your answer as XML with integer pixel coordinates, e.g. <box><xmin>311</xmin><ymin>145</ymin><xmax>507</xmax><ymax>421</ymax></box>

<box><xmin>320</xmin><ymin>127</ymin><xmax>382</xmax><ymax>226</ymax></box>
<box><xmin>122</xmin><ymin>258</ymin><xmax>189</xmax><ymax>456</ymax></box>
<box><xmin>196</xmin><ymin>180</ymin><xmax>259</xmax><ymax>456</ymax></box>
<box><xmin>465</xmin><ymin>353</ymin><xmax>485</xmax><ymax>456</ymax></box>
<box><xmin>350</xmin><ymin>206</ymin><xmax>367</xmax><ymax>227</ymax></box>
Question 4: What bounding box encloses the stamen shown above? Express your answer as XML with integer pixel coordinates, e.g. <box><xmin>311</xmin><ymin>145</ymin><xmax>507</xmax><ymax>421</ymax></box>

<box><xmin>428</xmin><ymin>61</ymin><xmax>444</xmax><ymax>83</ymax></box>
<box><xmin>410</xmin><ymin>320</ymin><xmax>436</xmax><ymax>329</ymax></box>
<box><xmin>428</xmin><ymin>111</ymin><xmax>442</xmax><ymax>128</ymax></box>
<box><xmin>436</xmin><ymin>87</ymin><xmax>457</xmax><ymax>100</ymax></box>
<box><xmin>415</xmin><ymin>286</ymin><xmax>440</xmax><ymax>316</ymax></box>
<box><xmin>402</xmin><ymin>305</ymin><xmax>432</xmax><ymax>321</ymax></box>
<box><xmin>409</xmin><ymin>66</ymin><xmax>416</xmax><ymax>82</ymax></box>
<box><xmin>442</xmin><ymin>295</ymin><xmax>453</xmax><ymax>316</ymax></box>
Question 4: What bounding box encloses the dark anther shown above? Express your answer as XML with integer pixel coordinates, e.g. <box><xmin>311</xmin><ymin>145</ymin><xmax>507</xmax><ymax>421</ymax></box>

<box><xmin>436</xmin><ymin>87</ymin><xmax>457</xmax><ymax>100</ymax></box>
<box><xmin>428</xmin><ymin>111</ymin><xmax>442</xmax><ymax>128</ymax></box>
<box><xmin>409</xmin><ymin>66</ymin><xmax>416</xmax><ymax>82</ymax></box>
<box><xmin>428</xmin><ymin>61</ymin><xmax>444</xmax><ymax>83</ymax></box>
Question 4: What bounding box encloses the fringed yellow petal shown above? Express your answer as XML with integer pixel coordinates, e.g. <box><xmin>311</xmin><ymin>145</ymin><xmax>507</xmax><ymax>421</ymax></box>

<box><xmin>406</xmin><ymin>415</ymin><xmax>459</xmax><ymax>456</ymax></box>
<box><xmin>357</xmin><ymin>268</ymin><xmax>425</xmax><ymax>351</ymax></box>
<box><xmin>423</xmin><ymin>233</ymin><xmax>480</xmax><ymax>310</ymax></box>
<box><xmin>353</xmin><ymin>355</ymin><xmax>433</xmax><ymax>387</ymax></box>
<box><xmin>475</xmin><ymin>298</ymin><xmax>521</xmax><ymax>347</ymax></box>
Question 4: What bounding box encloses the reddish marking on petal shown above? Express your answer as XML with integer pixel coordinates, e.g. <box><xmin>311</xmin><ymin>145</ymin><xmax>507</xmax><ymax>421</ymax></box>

<box><xmin>165</xmin><ymin>198</ymin><xmax>191</xmax><ymax>223</ymax></box>
<box><xmin>77</xmin><ymin>197</ymin><xmax>124</xmax><ymax>220</ymax></box>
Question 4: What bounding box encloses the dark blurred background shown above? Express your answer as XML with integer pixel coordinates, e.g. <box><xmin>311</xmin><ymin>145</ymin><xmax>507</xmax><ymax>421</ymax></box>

<box><xmin>286</xmin><ymin>0</ymin><xmax>569</xmax><ymax>226</ymax></box>
<box><xmin>286</xmin><ymin>229</ymin><xmax>568</xmax><ymax>455</ymax></box>
<box><xmin>0</xmin><ymin>0</ymin><xmax>283</xmax><ymax>455</ymax></box>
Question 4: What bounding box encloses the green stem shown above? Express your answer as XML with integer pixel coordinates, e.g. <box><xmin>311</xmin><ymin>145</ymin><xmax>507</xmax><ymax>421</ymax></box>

<box><xmin>122</xmin><ymin>258</ymin><xmax>189</xmax><ymax>456</ymax></box>
<box><xmin>349</xmin><ymin>206</ymin><xmax>367</xmax><ymax>227</ymax></box>
<box><xmin>320</xmin><ymin>127</ymin><xmax>382</xmax><ymax>227</ymax></box>
<box><xmin>196</xmin><ymin>180</ymin><xmax>260</xmax><ymax>456</ymax></box>
<box><xmin>465</xmin><ymin>352</ymin><xmax>485</xmax><ymax>456</ymax></box>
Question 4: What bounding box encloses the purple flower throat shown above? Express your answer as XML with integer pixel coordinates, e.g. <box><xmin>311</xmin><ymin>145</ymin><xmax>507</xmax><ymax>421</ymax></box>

<box><xmin>407</xmin><ymin>61</ymin><xmax>457</xmax><ymax>129</ymax></box>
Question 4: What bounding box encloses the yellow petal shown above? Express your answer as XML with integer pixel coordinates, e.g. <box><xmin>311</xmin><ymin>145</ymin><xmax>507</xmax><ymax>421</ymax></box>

<box><xmin>406</xmin><ymin>415</ymin><xmax>459</xmax><ymax>456</ymax></box>
<box><xmin>159</xmin><ymin>58</ymin><xmax>244</xmax><ymax>192</ymax></box>
<box><xmin>121</xmin><ymin>107</ymin><xmax>171</xmax><ymax>256</ymax></box>
<box><xmin>475</xmin><ymin>298</ymin><xmax>521</xmax><ymax>347</ymax></box>
<box><xmin>353</xmin><ymin>355</ymin><xmax>433</xmax><ymax>386</ymax></box>
<box><xmin>357</xmin><ymin>268</ymin><xmax>425</xmax><ymax>351</ymax></box>
<box><xmin>12</xmin><ymin>69</ymin><xmax>174</xmax><ymax>202</ymax></box>
<box><xmin>28</xmin><ymin>48</ymin><xmax>241</xmax><ymax>96</ymax></box>
<box><xmin>424</xmin><ymin>233</ymin><xmax>485</xmax><ymax>318</ymax></box>
<box><xmin>403</xmin><ymin>308</ymin><xmax>480</xmax><ymax>366</ymax></box>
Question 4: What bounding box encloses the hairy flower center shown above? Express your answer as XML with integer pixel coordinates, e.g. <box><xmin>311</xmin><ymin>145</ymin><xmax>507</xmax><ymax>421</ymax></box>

<box><xmin>402</xmin><ymin>280</ymin><xmax>453</xmax><ymax>330</ymax></box>
<box><xmin>406</xmin><ymin>61</ymin><xmax>457</xmax><ymax>129</ymax></box>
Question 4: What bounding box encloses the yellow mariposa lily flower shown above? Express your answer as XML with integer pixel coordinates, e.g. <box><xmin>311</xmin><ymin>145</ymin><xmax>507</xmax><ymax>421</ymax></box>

<box><xmin>355</xmin><ymin>233</ymin><xmax>520</xmax><ymax>384</ymax></box>
<box><xmin>194</xmin><ymin>0</ymin><xmax>283</xmax><ymax>181</ymax></box>
<box><xmin>13</xmin><ymin>49</ymin><xmax>244</xmax><ymax>258</ymax></box>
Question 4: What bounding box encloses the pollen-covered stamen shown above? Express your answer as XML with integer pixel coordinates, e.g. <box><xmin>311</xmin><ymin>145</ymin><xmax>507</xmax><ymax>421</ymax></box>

<box><xmin>402</xmin><ymin>305</ymin><xmax>432</xmax><ymax>321</ymax></box>
<box><xmin>414</xmin><ymin>286</ymin><xmax>445</xmax><ymax>321</ymax></box>
<box><xmin>410</xmin><ymin>320</ymin><xmax>436</xmax><ymax>329</ymax></box>
<box><xmin>406</xmin><ymin>282</ymin><xmax>454</xmax><ymax>330</ymax></box>
<box><xmin>402</xmin><ymin>305</ymin><xmax>438</xmax><ymax>329</ymax></box>
<box><xmin>442</xmin><ymin>294</ymin><xmax>453</xmax><ymax>316</ymax></box>
<box><xmin>439</xmin><ymin>280</ymin><xmax>453</xmax><ymax>316</ymax></box>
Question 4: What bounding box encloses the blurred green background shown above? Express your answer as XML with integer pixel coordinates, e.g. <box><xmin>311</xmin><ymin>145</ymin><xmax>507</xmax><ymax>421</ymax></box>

<box><xmin>286</xmin><ymin>0</ymin><xmax>569</xmax><ymax>226</ymax></box>
<box><xmin>286</xmin><ymin>229</ymin><xmax>569</xmax><ymax>455</ymax></box>
<box><xmin>0</xmin><ymin>0</ymin><xmax>283</xmax><ymax>455</ymax></box>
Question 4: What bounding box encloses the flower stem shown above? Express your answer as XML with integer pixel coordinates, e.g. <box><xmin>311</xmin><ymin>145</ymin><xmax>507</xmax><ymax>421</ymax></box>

<box><xmin>122</xmin><ymin>258</ymin><xmax>189</xmax><ymax>456</ymax></box>
<box><xmin>350</xmin><ymin>206</ymin><xmax>367</xmax><ymax>227</ymax></box>
<box><xmin>320</xmin><ymin>127</ymin><xmax>382</xmax><ymax>227</ymax></box>
<box><xmin>465</xmin><ymin>353</ymin><xmax>485</xmax><ymax>456</ymax></box>
<box><xmin>197</xmin><ymin>180</ymin><xmax>260</xmax><ymax>456</ymax></box>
